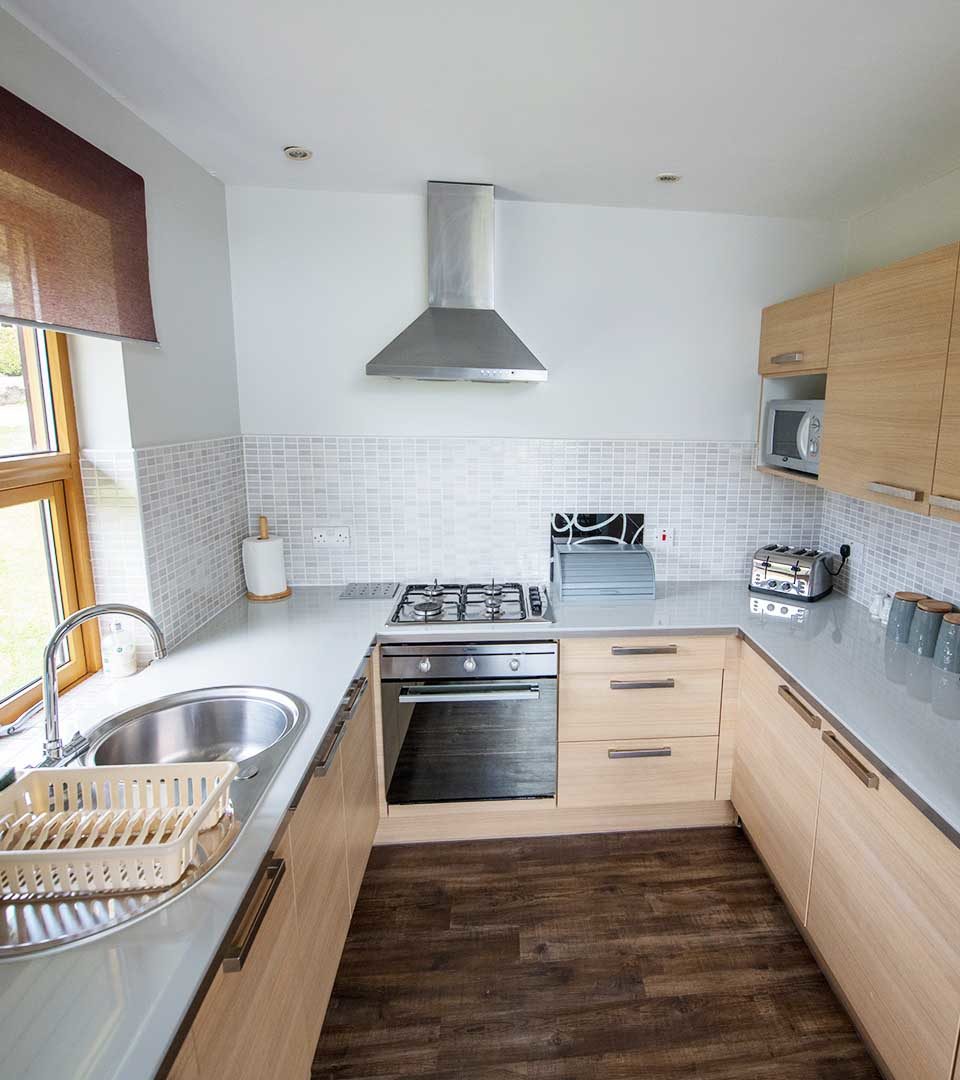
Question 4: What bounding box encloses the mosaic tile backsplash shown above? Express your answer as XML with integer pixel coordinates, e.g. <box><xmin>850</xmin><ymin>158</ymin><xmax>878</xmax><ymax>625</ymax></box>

<box><xmin>242</xmin><ymin>437</ymin><xmax>824</xmax><ymax>585</ymax></box>
<box><xmin>79</xmin><ymin>433</ymin><xmax>960</xmax><ymax>655</ymax></box>
<box><xmin>137</xmin><ymin>438</ymin><xmax>247</xmax><ymax>646</ymax></box>
<box><xmin>820</xmin><ymin>491</ymin><xmax>960</xmax><ymax>608</ymax></box>
<box><xmin>81</xmin><ymin>438</ymin><xmax>246</xmax><ymax>650</ymax></box>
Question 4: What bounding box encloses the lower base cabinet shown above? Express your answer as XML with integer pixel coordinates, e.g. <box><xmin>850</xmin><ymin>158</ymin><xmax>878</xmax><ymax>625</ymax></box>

<box><xmin>807</xmin><ymin>731</ymin><xmax>960</xmax><ymax>1080</ymax></box>
<box><xmin>190</xmin><ymin>828</ymin><xmax>314</xmax><ymax>1080</ymax></box>
<box><xmin>174</xmin><ymin>667</ymin><xmax>377</xmax><ymax>1080</ymax></box>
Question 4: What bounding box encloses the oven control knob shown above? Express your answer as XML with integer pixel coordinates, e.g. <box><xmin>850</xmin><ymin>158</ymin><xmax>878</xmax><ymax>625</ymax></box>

<box><xmin>463</xmin><ymin>657</ymin><xmax>477</xmax><ymax>673</ymax></box>
<box><xmin>509</xmin><ymin>658</ymin><xmax>521</xmax><ymax>672</ymax></box>
<box><xmin>418</xmin><ymin>658</ymin><xmax>431</xmax><ymax>673</ymax></box>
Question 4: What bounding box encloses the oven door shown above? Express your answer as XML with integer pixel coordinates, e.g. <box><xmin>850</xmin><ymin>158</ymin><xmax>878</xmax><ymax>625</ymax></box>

<box><xmin>381</xmin><ymin>678</ymin><xmax>557</xmax><ymax>805</ymax></box>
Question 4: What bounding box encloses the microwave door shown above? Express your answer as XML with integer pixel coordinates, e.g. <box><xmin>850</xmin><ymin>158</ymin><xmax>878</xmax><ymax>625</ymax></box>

<box><xmin>796</xmin><ymin>411</ymin><xmax>813</xmax><ymax>462</ymax></box>
<box><xmin>770</xmin><ymin>408</ymin><xmax>805</xmax><ymax>462</ymax></box>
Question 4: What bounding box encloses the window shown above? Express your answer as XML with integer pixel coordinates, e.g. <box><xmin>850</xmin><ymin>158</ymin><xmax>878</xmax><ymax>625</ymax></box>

<box><xmin>0</xmin><ymin>326</ymin><xmax>97</xmax><ymax>728</ymax></box>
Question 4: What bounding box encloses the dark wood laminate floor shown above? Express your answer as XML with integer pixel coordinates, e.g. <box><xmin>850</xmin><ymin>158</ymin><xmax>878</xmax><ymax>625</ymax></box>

<box><xmin>312</xmin><ymin>827</ymin><xmax>879</xmax><ymax>1080</ymax></box>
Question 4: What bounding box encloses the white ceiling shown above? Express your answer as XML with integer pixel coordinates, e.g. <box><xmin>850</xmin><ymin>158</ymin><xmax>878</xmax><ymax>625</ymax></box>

<box><xmin>6</xmin><ymin>0</ymin><xmax>960</xmax><ymax>219</ymax></box>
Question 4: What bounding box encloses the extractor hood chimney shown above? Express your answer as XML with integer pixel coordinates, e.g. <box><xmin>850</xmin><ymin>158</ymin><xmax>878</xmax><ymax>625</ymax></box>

<box><xmin>365</xmin><ymin>182</ymin><xmax>547</xmax><ymax>383</ymax></box>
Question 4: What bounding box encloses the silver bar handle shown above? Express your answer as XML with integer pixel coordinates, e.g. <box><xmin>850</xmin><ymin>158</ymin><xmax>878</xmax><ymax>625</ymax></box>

<box><xmin>777</xmin><ymin>685</ymin><xmax>821</xmax><ymax>730</ymax></box>
<box><xmin>769</xmin><ymin>351</ymin><xmax>803</xmax><ymax>365</ymax></box>
<box><xmin>608</xmin><ymin>747</ymin><xmax>672</xmax><ymax>759</ymax></box>
<box><xmin>222</xmin><ymin>858</ymin><xmax>285</xmax><ymax>972</ymax></box>
<box><xmin>610</xmin><ymin>679</ymin><xmax>675</xmax><ymax>691</ymax></box>
<box><xmin>313</xmin><ymin>718</ymin><xmax>347</xmax><ymax>776</ymax></box>
<box><xmin>611</xmin><ymin>644</ymin><xmax>677</xmax><ymax>656</ymax></box>
<box><xmin>343</xmin><ymin>676</ymin><xmax>368</xmax><ymax>718</ymax></box>
<box><xmin>822</xmin><ymin>732</ymin><xmax>879</xmax><ymax>789</ymax></box>
<box><xmin>399</xmin><ymin>688</ymin><xmax>540</xmax><ymax>704</ymax></box>
<box><xmin>930</xmin><ymin>494</ymin><xmax>960</xmax><ymax>512</ymax></box>
<box><xmin>867</xmin><ymin>481</ymin><xmax>920</xmax><ymax>502</ymax></box>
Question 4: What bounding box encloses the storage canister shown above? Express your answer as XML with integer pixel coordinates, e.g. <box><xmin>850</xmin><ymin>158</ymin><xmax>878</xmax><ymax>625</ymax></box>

<box><xmin>908</xmin><ymin>599</ymin><xmax>952</xmax><ymax>657</ymax></box>
<box><xmin>886</xmin><ymin>592</ymin><xmax>928</xmax><ymax>644</ymax></box>
<box><xmin>934</xmin><ymin>612</ymin><xmax>960</xmax><ymax>672</ymax></box>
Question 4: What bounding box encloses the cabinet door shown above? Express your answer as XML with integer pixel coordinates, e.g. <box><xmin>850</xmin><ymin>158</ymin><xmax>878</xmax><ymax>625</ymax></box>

<box><xmin>819</xmin><ymin>243</ymin><xmax>959</xmax><ymax>515</ymax></box>
<box><xmin>339</xmin><ymin>670</ymin><xmax>379</xmax><ymax>910</ymax></box>
<box><xmin>757</xmin><ymin>286</ymin><xmax>834</xmax><ymax>375</ymax></box>
<box><xmin>289</xmin><ymin>755</ymin><xmax>352</xmax><ymax>1054</ymax></box>
<box><xmin>191</xmin><ymin>830</ymin><xmax>313</xmax><ymax>1080</ymax></box>
<box><xmin>731</xmin><ymin>647</ymin><xmax>825</xmax><ymax>921</ymax></box>
<box><xmin>807</xmin><ymin>731</ymin><xmax>960</xmax><ymax>1080</ymax></box>
<box><xmin>931</xmin><ymin>268</ymin><xmax>960</xmax><ymax>523</ymax></box>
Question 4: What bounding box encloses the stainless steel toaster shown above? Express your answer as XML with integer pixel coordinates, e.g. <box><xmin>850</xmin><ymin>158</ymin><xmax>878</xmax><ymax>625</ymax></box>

<box><xmin>749</xmin><ymin>544</ymin><xmax>837</xmax><ymax>602</ymax></box>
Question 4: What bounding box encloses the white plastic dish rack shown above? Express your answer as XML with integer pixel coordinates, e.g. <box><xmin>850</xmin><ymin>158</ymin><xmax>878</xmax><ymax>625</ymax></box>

<box><xmin>0</xmin><ymin>761</ymin><xmax>237</xmax><ymax>898</ymax></box>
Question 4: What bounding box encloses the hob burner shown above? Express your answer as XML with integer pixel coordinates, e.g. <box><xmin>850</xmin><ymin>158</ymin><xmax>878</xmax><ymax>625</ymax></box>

<box><xmin>412</xmin><ymin>599</ymin><xmax>443</xmax><ymax>619</ymax></box>
<box><xmin>422</xmin><ymin>579</ymin><xmax>445</xmax><ymax>598</ymax></box>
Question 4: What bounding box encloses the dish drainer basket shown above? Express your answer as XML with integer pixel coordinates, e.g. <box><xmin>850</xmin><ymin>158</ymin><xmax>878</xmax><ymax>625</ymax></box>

<box><xmin>0</xmin><ymin>761</ymin><xmax>237</xmax><ymax>898</ymax></box>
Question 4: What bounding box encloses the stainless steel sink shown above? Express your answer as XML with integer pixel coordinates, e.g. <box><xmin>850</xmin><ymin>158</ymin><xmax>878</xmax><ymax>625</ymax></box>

<box><xmin>85</xmin><ymin>687</ymin><xmax>300</xmax><ymax>767</ymax></box>
<box><xmin>0</xmin><ymin>686</ymin><xmax>308</xmax><ymax>958</ymax></box>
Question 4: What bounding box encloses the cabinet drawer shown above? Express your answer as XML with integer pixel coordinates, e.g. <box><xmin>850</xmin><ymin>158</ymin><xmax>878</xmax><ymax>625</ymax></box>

<box><xmin>558</xmin><ymin>737</ymin><xmax>718</xmax><ymax>808</ymax></box>
<box><xmin>561</xmin><ymin>635</ymin><xmax>726</xmax><ymax>676</ymax></box>
<box><xmin>808</xmin><ymin>731</ymin><xmax>960</xmax><ymax>1080</ymax></box>
<box><xmin>560</xmin><ymin>669</ymin><xmax>721</xmax><ymax>741</ymax></box>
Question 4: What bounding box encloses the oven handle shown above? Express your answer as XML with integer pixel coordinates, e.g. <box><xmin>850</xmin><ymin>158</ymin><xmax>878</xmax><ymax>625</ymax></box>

<box><xmin>398</xmin><ymin>685</ymin><xmax>541</xmax><ymax>704</ymax></box>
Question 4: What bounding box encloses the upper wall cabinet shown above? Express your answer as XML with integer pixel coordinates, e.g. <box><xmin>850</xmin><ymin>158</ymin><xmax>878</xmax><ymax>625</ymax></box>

<box><xmin>818</xmin><ymin>243</ymin><xmax>960</xmax><ymax>515</ymax></box>
<box><xmin>757</xmin><ymin>286</ymin><xmax>834</xmax><ymax>375</ymax></box>
<box><xmin>931</xmin><ymin>268</ymin><xmax>960</xmax><ymax>524</ymax></box>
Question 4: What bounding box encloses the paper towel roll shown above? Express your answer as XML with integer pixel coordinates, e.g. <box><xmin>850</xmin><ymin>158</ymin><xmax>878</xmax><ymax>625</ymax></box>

<box><xmin>242</xmin><ymin>532</ymin><xmax>291</xmax><ymax>601</ymax></box>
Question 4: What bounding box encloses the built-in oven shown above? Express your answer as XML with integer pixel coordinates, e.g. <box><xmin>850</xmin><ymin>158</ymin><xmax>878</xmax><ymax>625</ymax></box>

<box><xmin>379</xmin><ymin>641</ymin><xmax>558</xmax><ymax>805</ymax></box>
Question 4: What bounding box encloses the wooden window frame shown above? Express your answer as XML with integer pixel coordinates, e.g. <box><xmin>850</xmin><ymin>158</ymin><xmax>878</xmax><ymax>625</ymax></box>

<box><xmin>0</xmin><ymin>330</ymin><xmax>98</xmax><ymax>727</ymax></box>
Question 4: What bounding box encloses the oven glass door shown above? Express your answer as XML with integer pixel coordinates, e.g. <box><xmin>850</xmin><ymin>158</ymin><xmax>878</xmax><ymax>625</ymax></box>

<box><xmin>382</xmin><ymin>678</ymin><xmax>557</xmax><ymax>805</ymax></box>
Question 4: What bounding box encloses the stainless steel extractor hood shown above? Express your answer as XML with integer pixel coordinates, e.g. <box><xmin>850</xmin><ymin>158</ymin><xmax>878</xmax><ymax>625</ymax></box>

<box><xmin>366</xmin><ymin>182</ymin><xmax>547</xmax><ymax>383</ymax></box>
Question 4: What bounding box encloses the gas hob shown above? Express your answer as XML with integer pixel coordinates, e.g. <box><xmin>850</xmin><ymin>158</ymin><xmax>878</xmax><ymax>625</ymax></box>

<box><xmin>389</xmin><ymin>581</ymin><xmax>552</xmax><ymax>624</ymax></box>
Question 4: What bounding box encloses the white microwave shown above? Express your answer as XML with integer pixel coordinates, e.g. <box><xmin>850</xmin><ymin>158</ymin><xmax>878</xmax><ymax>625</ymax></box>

<box><xmin>761</xmin><ymin>399</ymin><xmax>824</xmax><ymax>476</ymax></box>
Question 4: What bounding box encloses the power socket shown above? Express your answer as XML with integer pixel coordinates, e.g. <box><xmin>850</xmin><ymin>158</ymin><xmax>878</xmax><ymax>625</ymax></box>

<box><xmin>650</xmin><ymin>528</ymin><xmax>675</xmax><ymax>546</ymax></box>
<box><xmin>313</xmin><ymin>526</ymin><xmax>351</xmax><ymax>547</ymax></box>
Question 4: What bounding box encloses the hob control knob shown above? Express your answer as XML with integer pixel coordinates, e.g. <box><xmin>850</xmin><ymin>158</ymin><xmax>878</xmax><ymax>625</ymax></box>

<box><xmin>509</xmin><ymin>658</ymin><xmax>521</xmax><ymax>672</ymax></box>
<box><xmin>463</xmin><ymin>657</ymin><xmax>477</xmax><ymax>673</ymax></box>
<box><xmin>418</xmin><ymin>658</ymin><xmax>431</xmax><ymax>673</ymax></box>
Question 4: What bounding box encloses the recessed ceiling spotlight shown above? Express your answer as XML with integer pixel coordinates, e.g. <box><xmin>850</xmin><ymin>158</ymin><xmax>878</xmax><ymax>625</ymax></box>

<box><xmin>655</xmin><ymin>172</ymin><xmax>682</xmax><ymax>183</ymax></box>
<box><xmin>283</xmin><ymin>145</ymin><xmax>313</xmax><ymax>161</ymax></box>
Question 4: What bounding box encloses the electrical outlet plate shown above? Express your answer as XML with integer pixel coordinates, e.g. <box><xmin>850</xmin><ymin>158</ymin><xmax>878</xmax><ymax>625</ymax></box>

<box><xmin>651</xmin><ymin>528</ymin><xmax>675</xmax><ymax>545</ymax></box>
<box><xmin>313</xmin><ymin>526</ymin><xmax>351</xmax><ymax>546</ymax></box>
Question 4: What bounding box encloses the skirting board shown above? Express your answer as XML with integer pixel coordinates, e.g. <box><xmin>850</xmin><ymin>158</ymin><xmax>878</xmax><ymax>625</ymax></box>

<box><xmin>374</xmin><ymin>798</ymin><xmax>737</xmax><ymax>845</ymax></box>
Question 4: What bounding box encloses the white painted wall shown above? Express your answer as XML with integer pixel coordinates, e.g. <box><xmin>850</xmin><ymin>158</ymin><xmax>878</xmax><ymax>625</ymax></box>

<box><xmin>0</xmin><ymin>10</ymin><xmax>240</xmax><ymax>447</ymax></box>
<box><xmin>227</xmin><ymin>188</ymin><xmax>846</xmax><ymax>439</ymax></box>
<box><xmin>68</xmin><ymin>335</ymin><xmax>132</xmax><ymax>449</ymax></box>
<box><xmin>847</xmin><ymin>166</ymin><xmax>960</xmax><ymax>275</ymax></box>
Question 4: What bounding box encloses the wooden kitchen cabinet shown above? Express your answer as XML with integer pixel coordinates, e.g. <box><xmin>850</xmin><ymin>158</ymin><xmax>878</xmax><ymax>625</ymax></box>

<box><xmin>557</xmin><ymin>736</ymin><xmax>719</xmax><ymax>808</ymax></box>
<box><xmin>190</xmin><ymin>829</ymin><xmax>314</xmax><ymax>1080</ymax></box>
<box><xmin>757</xmin><ymin>286</ymin><xmax>834</xmax><ymax>375</ymax></box>
<box><xmin>560</xmin><ymin>669</ymin><xmax>721</xmax><ymax>741</ymax></box>
<box><xmin>289</xmin><ymin>755</ymin><xmax>352</xmax><ymax>1055</ymax></box>
<box><xmin>339</xmin><ymin>668</ymin><xmax>379</xmax><ymax>909</ymax></box>
<box><xmin>806</xmin><ymin>729</ymin><xmax>960</xmax><ymax>1080</ymax></box>
<box><xmin>731</xmin><ymin>645</ymin><xmax>825</xmax><ymax>922</ymax></box>
<box><xmin>931</xmin><ymin>266</ymin><xmax>960</xmax><ymax>524</ymax></box>
<box><xmin>560</xmin><ymin>635</ymin><xmax>726</xmax><ymax>676</ymax></box>
<box><xmin>819</xmin><ymin>242</ymin><xmax>959</xmax><ymax>515</ymax></box>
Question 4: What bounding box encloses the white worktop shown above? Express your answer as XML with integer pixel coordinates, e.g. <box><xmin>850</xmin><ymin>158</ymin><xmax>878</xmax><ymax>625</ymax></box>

<box><xmin>2</xmin><ymin>580</ymin><xmax>960</xmax><ymax>1080</ymax></box>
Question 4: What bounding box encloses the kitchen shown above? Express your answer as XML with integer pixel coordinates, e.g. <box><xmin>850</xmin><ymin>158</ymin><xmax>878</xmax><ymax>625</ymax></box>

<box><xmin>1</xmin><ymin>3</ymin><xmax>960</xmax><ymax>1079</ymax></box>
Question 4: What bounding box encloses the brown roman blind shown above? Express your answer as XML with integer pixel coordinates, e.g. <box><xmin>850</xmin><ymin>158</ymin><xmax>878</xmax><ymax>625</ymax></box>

<box><xmin>0</xmin><ymin>85</ymin><xmax>157</xmax><ymax>342</ymax></box>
